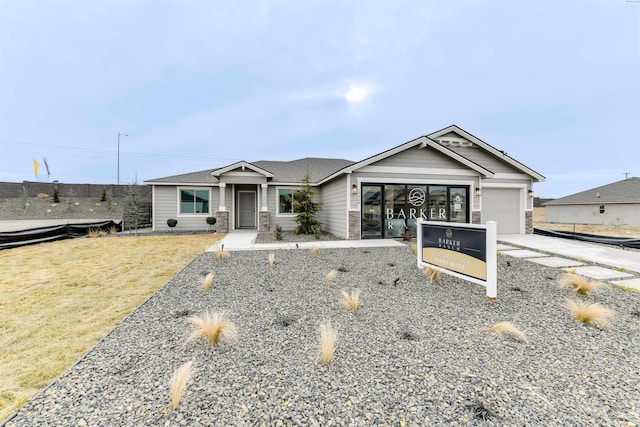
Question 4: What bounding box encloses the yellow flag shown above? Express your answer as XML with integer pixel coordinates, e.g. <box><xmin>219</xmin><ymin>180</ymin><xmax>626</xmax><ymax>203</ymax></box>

<box><xmin>33</xmin><ymin>159</ymin><xmax>39</xmax><ymax>178</ymax></box>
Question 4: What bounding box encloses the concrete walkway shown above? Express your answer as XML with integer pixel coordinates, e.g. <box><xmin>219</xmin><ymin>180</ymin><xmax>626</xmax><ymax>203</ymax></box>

<box><xmin>498</xmin><ymin>234</ymin><xmax>640</xmax><ymax>274</ymax></box>
<box><xmin>206</xmin><ymin>230</ymin><xmax>405</xmax><ymax>252</ymax></box>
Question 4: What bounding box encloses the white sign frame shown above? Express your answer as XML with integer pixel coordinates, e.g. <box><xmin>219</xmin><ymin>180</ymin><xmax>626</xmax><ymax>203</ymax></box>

<box><xmin>417</xmin><ymin>220</ymin><xmax>497</xmax><ymax>299</ymax></box>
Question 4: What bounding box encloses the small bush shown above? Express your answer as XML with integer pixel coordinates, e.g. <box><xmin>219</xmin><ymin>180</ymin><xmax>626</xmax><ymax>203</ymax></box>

<box><xmin>275</xmin><ymin>225</ymin><xmax>283</xmax><ymax>241</ymax></box>
<box><xmin>490</xmin><ymin>321</ymin><xmax>529</xmax><ymax>344</ymax></box>
<box><xmin>201</xmin><ymin>272</ymin><xmax>214</xmax><ymax>291</ymax></box>
<box><xmin>87</xmin><ymin>228</ymin><xmax>100</xmax><ymax>238</ymax></box>
<box><xmin>319</xmin><ymin>320</ymin><xmax>337</xmax><ymax>363</ymax></box>
<box><xmin>312</xmin><ymin>224</ymin><xmax>322</xmax><ymax>240</ymax></box>
<box><xmin>171</xmin><ymin>361</ymin><xmax>194</xmax><ymax>410</ymax></box>
<box><xmin>52</xmin><ymin>189</ymin><xmax>60</xmax><ymax>203</ymax></box>
<box><xmin>311</xmin><ymin>245</ymin><xmax>321</xmax><ymax>255</ymax></box>
<box><xmin>564</xmin><ymin>299</ymin><xmax>615</xmax><ymax>328</ymax></box>
<box><xmin>100</xmin><ymin>187</ymin><xmax>107</xmax><ymax>202</ymax></box>
<box><xmin>425</xmin><ymin>267</ymin><xmax>440</xmax><ymax>283</ymax></box>
<box><xmin>340</xmin><ymin>289</ymin><xmax>361</xmax><ymax>312</ymax></box>
<box><xmin>558</xmin><ymin>273</ymin><xmax>604</xmax><ymax>295</ymax></box>
<box><xmin>216</xmin><ymin>246</ymin><xmax>230</xmax><ymax>259</ymax></box>
<box><xmin>323</xmin><ymin>269</ymin><xmax>337</xmax><ymax>285</ymax></box>
<box><xmin>206</xmin><ymin>216</ymin><xmax>217</xmax><ymax>231</ymax></box>
<box><xmin>187</xmin><ymin>312</ymin><xmax>238</xmax><ymax>346</ymax></box>
<box><xmin>268</xmin><ymin>253</ymin><xmax>276</xmax><ymax>266</ymax></box>
<box><xmin>401</xmin><ymin>230</ymin><xmax>412</xmax><ymax>241</ymax></box>
<box><xmin>108</xmin><ymin>226</ymin><xmax>118</xmax><ymax>235</ymax></box>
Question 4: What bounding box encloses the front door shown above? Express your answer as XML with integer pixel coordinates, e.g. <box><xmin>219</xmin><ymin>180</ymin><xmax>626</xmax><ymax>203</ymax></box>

<box><xmin>238</xmin><ymin>191</ymin><xmax>256</xmax><ymax>228</ymax></box>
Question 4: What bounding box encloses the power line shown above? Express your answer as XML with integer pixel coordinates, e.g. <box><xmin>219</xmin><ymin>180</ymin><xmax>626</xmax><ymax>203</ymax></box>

<box><xmin>0</xmin><ymin>138</ymin><xmax>241</xmax><ymax>162</ymax></box>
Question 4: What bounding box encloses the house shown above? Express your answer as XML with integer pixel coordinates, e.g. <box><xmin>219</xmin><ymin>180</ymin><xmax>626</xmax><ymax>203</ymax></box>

<box><xmin>144</xmin><ymin>125</ymin><xmax>544</xmax><ymax>238</ymax></box>
<box><xmin>543</xmin><ymin>177</ymin><xmax>640</xmax><ymax>227</ymax></box>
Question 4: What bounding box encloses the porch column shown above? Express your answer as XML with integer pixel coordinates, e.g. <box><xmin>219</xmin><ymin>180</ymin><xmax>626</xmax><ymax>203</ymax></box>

<box><xmin>261</xmin><ymin>184</ymin><xmax>268</xmax><ymax>211</ymax></box>
<box><xmin>216</xmin><ymin>183</ymin><xmax>229</xmax><ymax>233</ymax></box>
<box><xmin>259</xmin><ymin>183</ymin><xmax>270</xmax><ymax>232</ymax></box>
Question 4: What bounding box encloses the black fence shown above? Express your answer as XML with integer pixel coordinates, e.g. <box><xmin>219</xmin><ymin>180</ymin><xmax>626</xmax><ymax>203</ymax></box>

<box><xmin>0</xmin><ymin>221</ymin><xmax>123</xmax><ymax>250</ymax></box>
<box><xmin>534</xmin><ymin>228</ymin><xmax>640</xmax><ymax>249</ymax></box>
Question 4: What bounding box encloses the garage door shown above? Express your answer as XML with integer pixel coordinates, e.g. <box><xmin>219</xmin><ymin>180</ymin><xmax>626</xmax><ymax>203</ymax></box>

<box><xmin>482</xmin><ymin>188</ymin><xmax>522</xmax><ymax>234</ymax></box>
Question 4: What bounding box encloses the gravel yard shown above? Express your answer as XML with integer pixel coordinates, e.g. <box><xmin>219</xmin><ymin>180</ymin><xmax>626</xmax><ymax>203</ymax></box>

<box><xmin>5</xmin><ymin>246</ymin><xmax>640</xmax><ymax>426</ymax></box>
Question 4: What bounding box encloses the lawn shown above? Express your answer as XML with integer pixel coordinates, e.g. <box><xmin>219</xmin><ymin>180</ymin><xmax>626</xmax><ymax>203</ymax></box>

<box><xmin>0</xmin><ymin>233</ymin><xmax>222</xmax><ymax>421</ymax></box>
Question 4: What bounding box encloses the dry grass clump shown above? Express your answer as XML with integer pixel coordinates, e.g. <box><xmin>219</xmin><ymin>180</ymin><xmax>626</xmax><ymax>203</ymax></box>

<box><xmin>312</xmin><ymin>245</ymin><xmax>321</xmax><ymax>255</ymax></box>
<box><xmin>411</xmin><ymin>243</ymin><xmax>417</xmax><ymax>255</ymax></box>
<box><xmin>108</xmin><ymin>226</ymin><xmax>118</xmax><ymax>235</ymax></box>
<box><xmin>268</xmin><ymin>253</ymin><xmax>276</xmax><ymax>266</ymax></box>
<box><xmin>323</xmin><ymin>269</ymin><xmax>338</xmax><ymax>285</ymax></box>
<box><xmin>490</xmin><ymin>321</ymin><xmax>529</xmax><ymax>344</ymax></box>
<box><xmin>319</xmin><ymin>320</ymin><xmax>337</xmax><ymax>363</ymax></box>
<box><xmin>558</xmin><ymin>273</ymin><xmax>604</xmax><ymax>295</ymax></box>
<box><xmin>340</xmin><ymin>289</ymin><xmax>361</xmax><ymax>312</ymax></box>
<box><xmin>188</xmin><ymin>311</ymin><xmax>238</xmax><ymax>346</ymax></box>
<box><xmin>564</xmin><ymin>299</ymin><xmax>615</xmax><ymax>328</ymax></box>
<box><xmin>425</xmin><ymin>267</ymin><xmax>441</xmax><ymax>283</ymax></box>
<box><xmin>87</xmin><ymin>228</ymin><xmax>105</xmax><ymax>238</ymax></box>
<box><xmin>201</xmin><ymin>272</ymin><xmax>214</xmax><ymax>291</ymax></box>
<box><xmin>171</xmin><ymin>361</ymin><xmax>194</xmax><ymax>410</ymax></box>
<box><xmin>216</xmin><ymin>246</ymin><xmax>230</xmax><ymax>259</ymax></box>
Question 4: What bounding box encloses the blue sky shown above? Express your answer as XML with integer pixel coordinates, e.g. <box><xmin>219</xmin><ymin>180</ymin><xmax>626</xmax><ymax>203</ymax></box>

<box><xmin>0</xmin><ymin>0</ymin><xmax>638</xmax><ymax>198</ymax></box>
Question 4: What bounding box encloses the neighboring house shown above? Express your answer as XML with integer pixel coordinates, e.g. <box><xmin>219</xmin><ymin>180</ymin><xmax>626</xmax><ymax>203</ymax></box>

<box><xmin>144</xmin><ymin>125</ymin><xmax>544</xmax><ymax>238</ymax></box>
<box><xmin>543</xmin><ymin>177</ymin><xmax>640</xmax><ymax>227</ymax></box>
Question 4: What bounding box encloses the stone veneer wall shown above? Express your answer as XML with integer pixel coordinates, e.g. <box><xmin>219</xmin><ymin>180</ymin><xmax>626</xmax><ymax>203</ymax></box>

<box><xmin>216</xmin><ymin>211</ymin><xmax>229</xmax><ymax>233</ymax></box>
<box><xmin>259</xmin><ymin>211</ymin><xmax>270</xmax><ymax>233</ymax></box>
<box><xmin>348</xmin><ymin>211</ymin><xmax>361</xmax><ymax>240</ymax></box>
<box><xmin>471</xmin><ymin>211</ymin><xmax>481</xmax><ymax>225</ymax></box>
<box><xmin>525</xmin><ymin>210</ymin><xmax>533</xmax><ymax>234</ymax></box>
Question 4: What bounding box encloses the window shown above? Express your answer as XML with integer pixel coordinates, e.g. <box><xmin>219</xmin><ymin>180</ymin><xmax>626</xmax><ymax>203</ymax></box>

<box><xmin>180</xmin><ymin>189</ymin><xmax>209</xmax><ymax>214</ymax></box>
<box><xmin>278</xmin><ymin>188</ymin><xmax>300</xmax><ymax>214</ymax></box>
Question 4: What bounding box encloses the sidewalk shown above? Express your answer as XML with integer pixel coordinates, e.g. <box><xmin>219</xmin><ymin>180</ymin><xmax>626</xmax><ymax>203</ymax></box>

<box><xmin>498</xmin><ymin>234</ymin><xmax>640</xmax><ymax>274</ymax></box>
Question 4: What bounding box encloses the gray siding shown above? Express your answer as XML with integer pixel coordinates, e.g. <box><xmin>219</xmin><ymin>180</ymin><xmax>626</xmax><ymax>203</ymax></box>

<box><xmin>317</xmin><ymin>176</ymin><xmax>348</xmax><ymax>238</ymax></box>
<box><xmin>267</xmin><ymin>186</ymin><xmax>301</xmax><ymax>231</ymax></box>
<box><xmin>370</xmin><ymin>146</ymin><xmax>466</xmax><ymax>169</ymax></box>
<box><xmin>546</xmin><ymin>203</ymin><xmax>640</xmax><ymax>226</ymax></box>
<box><xmin>445</xmin><ymin>146</ymin><xmax>523</xmax><ymax>174</ymax></box>
<box><xmin>153</xmin><ymin>185</ymin><xmax>218</xmax><ymax>231</ymax></box>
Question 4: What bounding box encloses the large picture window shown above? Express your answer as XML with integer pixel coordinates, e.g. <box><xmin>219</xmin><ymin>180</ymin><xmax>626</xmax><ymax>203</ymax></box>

<box><xmin>278</xmin><ymin>188</ymin><xmax>300</xmax><ymax>214</ymax></box>
<box><xmin>180</xmin><ymin>189</ymin><xmax>209</xmax><ymax>214</ymax></box>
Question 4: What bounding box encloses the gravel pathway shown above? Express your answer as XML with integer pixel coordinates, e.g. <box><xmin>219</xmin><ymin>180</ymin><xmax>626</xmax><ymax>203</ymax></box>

<box><xmin>5</xmin><ymin>246</ymin><xmax>640</xmax><ymax>426</ymax></box>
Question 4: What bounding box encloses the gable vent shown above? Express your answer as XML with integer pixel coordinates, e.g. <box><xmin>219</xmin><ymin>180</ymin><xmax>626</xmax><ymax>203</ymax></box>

<box><xmin>437</xmin><ymin>138</ymin><xmax>474</xmax><ymax>148</ymax></box>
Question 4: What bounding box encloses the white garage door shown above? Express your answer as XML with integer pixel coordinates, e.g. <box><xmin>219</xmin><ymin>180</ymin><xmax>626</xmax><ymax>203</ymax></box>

<box><xmin>482</xmin><ymin>188</ymin><xmax>522</xmax><ymax>234</ymax></box>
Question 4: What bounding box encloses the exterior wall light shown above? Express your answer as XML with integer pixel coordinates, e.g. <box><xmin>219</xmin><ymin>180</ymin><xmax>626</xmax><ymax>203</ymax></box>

<box><xmin>475</xmin><ymin>187</ymin><xmax>481</xmax><ymax>197</ymax></box>
<box><xmin>352</xmin><ymin>184</ymin><xmax>358</xmax><ymax>195</ymax></box>
<box><xmin>528</xmin><ymin>189</ymin><xmax>534</xmax><ymax>198</ymax></box>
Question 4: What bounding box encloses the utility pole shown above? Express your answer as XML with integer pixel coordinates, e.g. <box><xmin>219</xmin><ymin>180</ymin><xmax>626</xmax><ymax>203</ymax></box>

<box><xmin>118</xmin><ymin>132</ymin><xmax>129</xmax><ymax>184</ymax></box>
<box><xmin>623</xmin><ymin>172</ymin><xmax>630</xmax><ymax>179</ymax></box>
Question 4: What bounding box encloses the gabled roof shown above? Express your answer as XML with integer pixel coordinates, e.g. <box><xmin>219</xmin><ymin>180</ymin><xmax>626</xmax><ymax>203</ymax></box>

<box><xmin>252</xmin><ymin>158</ymin><xmax>354</xmax><ymax>184</ymax></box>
<box><xmin>544</xmin><ymin>177</ymin><xmax>640</xmax><ymax>205</ymax></box>
<box><xmin>145</xmin><ymin>168</ymin><xmax>219</xmax><ymax>185</ymax></box>
<box><xmin>318</xmin><ymin>134</ymin><xmax>495</xmax><ymax>185</ymax></box>
<box><xmin>428</xmin><ymin>125</ymin><xmax>546</xmax><ymax>182</ymax></box>
<box><xmin>211</xmin><ymin>161</ymin><xmax>274</xmax><ymax>178</ymax></box>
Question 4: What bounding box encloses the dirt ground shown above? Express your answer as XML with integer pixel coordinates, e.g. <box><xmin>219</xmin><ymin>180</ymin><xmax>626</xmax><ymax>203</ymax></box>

<box><xmin>533</xmin><ymin>207</ymin><xmax>640</xmax><ymax>238</ymax></box>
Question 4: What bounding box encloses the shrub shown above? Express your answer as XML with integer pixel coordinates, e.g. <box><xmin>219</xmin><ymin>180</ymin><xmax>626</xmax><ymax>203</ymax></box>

<box><xmin>187</xmin><ymin>312</ymin><xmax>238</xmax><ymax>346</ymax></box>
<box><xmin>100</xmin><ymin>187</ymin><xmax>107</xmax><ymax>202</ymax></box>
<box><xmin>558</xmin><ymin>273</ymin><xmax>604</xmax><ymax>295</ymax></box>
<box><xmin>490</xmin><ymin>321</ymin><xmax>529</xmax><ymax>344</ymax></box>
<box><xmin>275</xmin><ymin>225</ymin><xmax>283</xmax><ymax>241</ymax></box>
<box><xmin>216</xmin><ymin>246</ymin><xmax>229</xmax><ymax>259</ymax></box>
<box><xmin>340</xmin><ymin>289</ymin><xmax>361</xmax><ymax>312</ymax></box>
<box><xmin>401</xmin><ymin>230</ymin><xmax>412</xmax><ymax>241</ymax></box>
<box><xmin>52</xmin><ymin>188</ymin><xmax>60</xmax><ymax>203</ymax></box>
<box><xmin>312</xmin><ymin>224</ymin><xmax>322</xmax><ymax>240</ymax></box>
<box><xmin>323</xmin><ymin>269</ymin><xmax>337</xmax><ymax>285</ymax></box>
<box><xmin>206</xmin><ymin>216</ymin><xmax>217</xmax><ymax>231</ymax></box>
<box><xmin>319</xmin><ymin>320</ymin><xmax>336</xmax><ymax>363</ymax></box>
<box><xmin>425</xmin><ymin>267</ymin><xmax>440</xmax><ymax>283</ymax></box>
<box><xmin>292</xmin><ymin>173</ymin><xmax>322</xmax><ymax>235</ymax></box>
<box><xmin>201</xmin><ymin>272</ymin><xmax>214</xmax><ymax>291</ymax></box>
<box><xmin>564</xmin><ymin>299</ymin><xmax>615</xmax><ymax>328</ymax></box>
<box><xmin>311</xmin><ymin>245</ymin><xmax>321</xmax><ymax>255</ymax></box>
<box><xmin>171</xmin><ymin>361</ymin><xmax>194</xmax><ymax>410</ymax></box>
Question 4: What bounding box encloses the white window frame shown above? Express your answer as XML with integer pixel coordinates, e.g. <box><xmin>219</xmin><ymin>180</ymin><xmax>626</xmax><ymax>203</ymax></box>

<box><xmin>177</xmin><ymin>187</ymin><xmax>211</xmax><ymax>217</ymax></box>
<box><xmin>276</xmin><ymin>187</ymin><xmax>301</xmax><ymax>216</ymax></box>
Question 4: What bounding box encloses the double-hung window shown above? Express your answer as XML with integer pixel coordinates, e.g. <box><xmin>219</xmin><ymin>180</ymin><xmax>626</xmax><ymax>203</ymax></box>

<box><xmin>180</xmin><ymin>189</ymin><xmax>209</xmax><ymax>214</ymax></box>
<box><xmin>278</xmin><ymin>188</ymin><xmax>299</xmax><ymax>215</ymax></box>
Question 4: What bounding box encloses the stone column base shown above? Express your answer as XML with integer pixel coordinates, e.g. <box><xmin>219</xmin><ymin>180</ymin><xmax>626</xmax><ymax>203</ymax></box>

<box><xmin>525</xmin><ymin>210</ymin><xmax>533</xmax><ymax>234</ymax></box>
<box><xmin>471</xmin><ymin>211</ymin><xmax>481</xmax><ymax>225</ymax></box>
<box><xmin>348</xmin><ymin>211</ymin><xmax>361</xmax><ymax>240</ymax></box>
<box><xmin>216</xmin><ymin>211</ymin><xmax>229</xmax><ymax>233</ymax></box>
<box><xmin>259</xmin><ymin>211</ymin><xmax>270</xmax><ymax>233</ymax></box>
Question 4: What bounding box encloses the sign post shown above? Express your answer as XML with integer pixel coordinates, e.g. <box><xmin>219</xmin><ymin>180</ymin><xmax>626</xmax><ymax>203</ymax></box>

<box><xmin>417</xmin><ymin>220</ymin><xmax>497</xmax><ymax>299</ymax></box>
